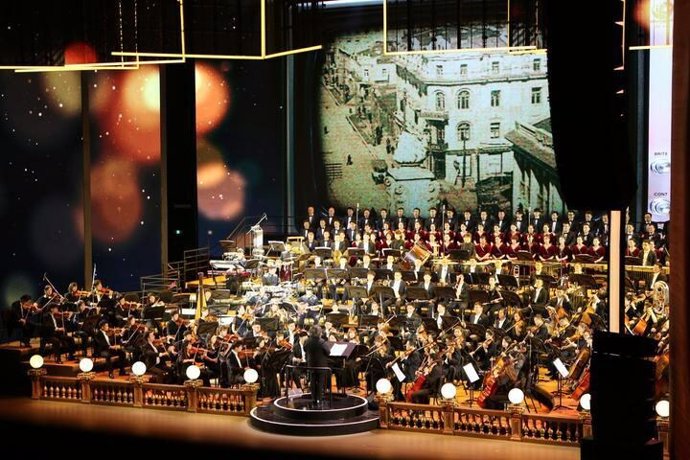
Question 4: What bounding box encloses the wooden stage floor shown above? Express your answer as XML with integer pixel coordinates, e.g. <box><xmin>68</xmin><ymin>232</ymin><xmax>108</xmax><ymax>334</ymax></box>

<box><xmin>0</xmin><ymin>397</ymin><xmax>579</xmax><ymax>460</ymax></box>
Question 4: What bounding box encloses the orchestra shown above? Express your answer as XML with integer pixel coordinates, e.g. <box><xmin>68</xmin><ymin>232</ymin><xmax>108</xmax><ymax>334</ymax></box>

<box><xmin>6</xmin><ymin>204</ymin><xmax>670</xmax><ymax>412</ymax></box>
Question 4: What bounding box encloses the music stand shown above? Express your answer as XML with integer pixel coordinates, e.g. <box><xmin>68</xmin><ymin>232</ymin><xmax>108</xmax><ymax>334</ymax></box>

<box><xmin>346</xmin><ymin>285</ymin><xmax>367</xmax><ymax>301</ymax></box>
<box><xmin>468</xmin><ymin>289</ymin><xmax>489</xmax><ymax>307</ymax></box>
<box><xmin>197</xmin><ymin>321</ymin><xmax>218</xmax><ymax>337</ymax></box>
<box><xmin>497</xmin><ymin>274</ymin><xmax>519</xmax><ymax>290</ymax></box>
<box><xmin>489</xmin><ymin>326</ymin><xmax>507</xmax><ymax>342</ymax></box>
<box><xmin>80</xmin><ymin>315</ymin><xmax>101</xmax><ymax>335</ymax></box>
<box><xmin>463</xmin><ymin>363</ymin><xmax>481</xmax><ymax>406</ymax></box>
<box><xmin>500</xmin><ymin>290</ymin><xmax>523</xmax><ymax>309</ymax></box>
<box><xmin>624</xmin><ymin>256</ymin><xmax>641</xmax><ymax>266</ymax></box>
<box><xmin>374</xmin><ymin>269</ymin><xmax>393</xmax><ymax>282</ymax></box>
<box><xmin>465</xmin><ymin>323</ymin><xmax>486</xmax><ymax>342</ymax></box>
<box><xmin>325</xmin><ymin>313</ymin><xmax>350</xmax><ymax>327</ymax></box>
<box><xmin>304</xmin><ymin>268</ymin><xmax>327</xmax><ymax>280</ymax></box>
<box><xmin>551</xmin><ymin>357</ymin><xmax>570</xmax><ymax>410</ymax></box>
<box><xmin>387</xmin><ymin>335</ymin><xmax>404</xmax><ymax>352</ymax></box>
<box><xmin>449</xmin><ymin>249</ymin><xmax>470</xmax><ymax>261</ymax></box>
<box><xmin>382</xmin><ymin>249</ymin><xmax>401</xmax><ymax>259</ymax></box>
<box><xmin>574</xmin><ymin>254</ymin><xmax>596</xmax><ymax>264</ymax></box>
<box><xmin>346</xmin><ymin>248</ymin><xmax>365</xmax><ymax>259</ymax></box>
<box><xmin>435</xmin><ymin>286</ymin><xmax>455</xmax><ymax>302</ymax></box>
<box><xmin>266</xmin><ymin>241</ymin><xmax>285</xmax><ymax>257</ymax></box>
<box><xmin>401</xmin><ymin>270</ymin><xmax>418</xmax><ymax>283</ymax></box>
<box><xmin>348</xmin><ymin>267</ymin><xmax>369</xmax><ymax>280</ymax></box>
<box><xmin>441</xmin><ymin>316</ymin><xmax>461</xmax><ymax>333</ymax></box>
<box><xmin>474</xmin><ymin>272</ymin><xmax>490</xmax><ymax>286</ymax></box>
<box><xmin>406</xmin><ymin>286</ymin><xmax>429</xmax><ymax>303</ymax></box>
<box><xmin>327</xmin><ymin>268</ymin><xmax>349</xmax><ymax>280</ymax></box>
<box><xmin>315</xmin><ymin>247</ymin><xmax>333</xmax><ymax>260</ymax></box>
<box><xmin>536</xmin><ymin>274</ymin><xmax>558</xmax><ymax>287</ymax></box>
<box><xmin>569</xmin><ymin>274</ymin><xmax>598</xmax><ymax>290</ymax></box>
<box><xmin>515</xmin><ymin>251</ymin><xmax>535</xmax><ymax>261</ymax></box>
<box><xmin>143</xmin><ymin>306</ymin><xmax>166</xmax><ymax>320</ymax></box>
<box><xmin>359</xmin><ymin>314</ymin><xmax>381</xmax><ymax>328</ymax></box>
<box><xmin>421</xmin><ymin>317</ymin><xmax>440</xmax><ymax>336</ymax></box>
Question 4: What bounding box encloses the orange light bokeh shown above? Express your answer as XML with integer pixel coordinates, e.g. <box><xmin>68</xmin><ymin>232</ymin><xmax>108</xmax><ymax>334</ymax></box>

<box><xmin>64</xmin><ymin>42</ymin><xmax>98</xmax><ymax>65</ymax></box>
<box><xmin>90</xmin><ymin>156</ymin><xmax>143</xmax><ymax>243</ymax></box>
<box><xmin>195</xmin><ymin>63</ymin><xmax>231</xmax><ymax>135</ymax></box>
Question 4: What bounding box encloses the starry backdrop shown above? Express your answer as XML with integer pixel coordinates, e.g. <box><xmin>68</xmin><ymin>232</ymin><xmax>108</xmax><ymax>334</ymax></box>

<box><xmin>0</xmin><ymin>60</ymin><xmax>286</xmax><ymax>303</ymax></box>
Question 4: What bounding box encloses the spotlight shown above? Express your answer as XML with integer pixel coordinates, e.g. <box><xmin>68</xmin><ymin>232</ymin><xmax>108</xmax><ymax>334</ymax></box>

<box><xmin>376</xmin><ymin>378</ymin><xmax>392</xmax><ymax>394</ymax></box>
<box><xmin>243</xmin><ymin>368</ymin><xmax>259</xmax><ymax>384</ymax></box>
<box><xmin>131</xmin><ymin>361</ymin><xmax>147</xmax><ymax>377</ymax></box>
<box><xmin>29</xmin><ymin>355</ymin><xmax>44</xmax><ymax>369</ymax></box>
<box><xmin>440</xmin><ymin>383</ymin><xmax>457</xmax><ymax>400</ymax></box>
<box><xmin>655</xmin><ymin>400</ymin><xmax>669</xmax><ymax>418</ymax></box>
<box><xmin>580</xmin><ymin>393</ymin><xmax>591</xmax><ymax>411</ymax></box>
<box><xmin>79</xmin><ymin>358</ymin><xmax>94</xmax><ymax>373</ymax></box>
<box><xmin>186</xmin><ymin>365</ymin><xmax>201</xmax><ymax>380</ymax></box>
<box><xmin>508</xmin><ymin>388</ymin><xmax>525</xmax><ymax>405</ymax></box>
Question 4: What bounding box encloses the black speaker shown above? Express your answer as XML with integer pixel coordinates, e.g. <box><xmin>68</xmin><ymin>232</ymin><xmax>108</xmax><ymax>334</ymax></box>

<box><xmin>583</xmin><ymin>331</ymin><xmax>661</xmax><ymax>460</ymax></box>
<box><xmin>544</xmin><ymin>0</ymin><xmax>636</xmax><ymax>211</ymax></box>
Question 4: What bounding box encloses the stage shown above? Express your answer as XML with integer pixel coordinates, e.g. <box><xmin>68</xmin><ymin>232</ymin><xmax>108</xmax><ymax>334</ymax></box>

<box><xmin>0</xmin><ymin>397</ymin><xmax>578</xmax><ymax>460</ymax></box>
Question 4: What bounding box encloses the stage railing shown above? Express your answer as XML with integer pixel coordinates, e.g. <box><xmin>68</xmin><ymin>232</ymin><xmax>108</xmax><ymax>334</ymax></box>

<box><xmin>140</xmin><ymin>262</ymin><xmax>182</xmax><ymax>297</ymax></box>
<box><xmin>26</xmin><ymin>370</ymin><xmax>669</xmax><ymax>456</ymax></box>
<box><xmin>28</xmin><ymin>370</ymin><xmax>258</xmax><ymax>417</ymax></box>
<box><xmin>379</xmin><ymin>400</ymin><xmax>587</xmax><ymax>447</ymax></box>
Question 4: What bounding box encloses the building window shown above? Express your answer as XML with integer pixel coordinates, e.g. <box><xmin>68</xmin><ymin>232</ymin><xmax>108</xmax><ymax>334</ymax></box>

<box><xmin>531</xmin><ymin>87</ymin><xmax>542</xmax><ymax>104</ymax></box>
<box><xmin>490</xmin><ymin>122</ymin><xmax>501</xmax><ymax>139</ymax></box>
<box><xmin>436</xmin><ymin>65</ymin><xmax>443</xmax><ymax>77</ymax></box>
<box><xmin>435</xmin><ymin>91</ymin><xmax>446</xmax><ymax>111</ymax></box>
<box><xmin>457</xmin><ymin>122</ymin><xmax>471</xmax><ymax>142</ymax></box>
<box><xmin>363</xmin><ymin>68</ymin><xmax>369</xmax><ymax>80</ymax></box>
<box><xmin>491</xmin><ymin>61</ymin><xmax>499</xmax><ymax>74</ymax></box>
<box><xmin>460</xmin><ymin>64</ymin><xmax>468</xmax><ymax>76</ymax></box>
<box><xmin>382</xmin><ymin>68</ymin><xmax>388</xmax><ymax>79</ymax></box>
<box><xmin>457</xmin><ymin>90</ymin><xmax>470</xmax><ymax>109</ymax></box>
<box><xmin>533</xmin><ymin>58</ymin><xmax>541</xmax><ymax>72</ymax></box>
<box><xmin>491</xmin><ymin>90</ymin><xmax>501</xmax><ymax>107</ymax></box>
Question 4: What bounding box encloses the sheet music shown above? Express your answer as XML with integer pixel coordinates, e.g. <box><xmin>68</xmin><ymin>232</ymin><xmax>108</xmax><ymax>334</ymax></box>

<box><xmin>391</xmin><ymin>362</ymin><xmax>406</xmax><ymax>382</ymax></box>
<box><xmin>329</xmin><ymin>343</ymin><xmax>348</xmax><ymax>357</ymax></box>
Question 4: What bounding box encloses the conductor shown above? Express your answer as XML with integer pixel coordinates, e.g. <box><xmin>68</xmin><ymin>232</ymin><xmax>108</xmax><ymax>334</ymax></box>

<box><xmin>305</xmin><ymin>325</ymin><xmax>331</xmax><ymax>407</ymax></box>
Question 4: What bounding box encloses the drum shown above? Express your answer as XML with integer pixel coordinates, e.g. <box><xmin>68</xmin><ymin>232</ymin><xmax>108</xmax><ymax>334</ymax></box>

<box><xmin>403</xmin><ymin>243</ymin><xmax>432</xmax><ymax>268</ymax></box>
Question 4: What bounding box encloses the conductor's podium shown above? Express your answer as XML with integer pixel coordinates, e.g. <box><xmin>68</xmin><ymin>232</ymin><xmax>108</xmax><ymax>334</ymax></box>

<box><xmin>250</xmin><ymin>393</ymin><xmax>379</xmax><ymax>436</ymax></box>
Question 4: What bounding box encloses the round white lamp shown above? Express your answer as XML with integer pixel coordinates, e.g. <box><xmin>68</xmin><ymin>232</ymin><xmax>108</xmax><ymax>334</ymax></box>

<box><xmin>655</xmin><ymin>399</ymin><xmax>669</xmax><ymax>418</ymax></box>
<box><xmin>131</xmin><ymin>361</ymin><xmax>147</xmax><ymax>377</ymax></box>
<box><xmin>580</xmin><ymin>393</ymin><xmax>591</xmax><ymax>411</ymax></box>
<box><xmin>441</xmin><ymin>382</ymin><xmax>457</xmax><ymax>400</ymax></box>
<box><xmin>508</xmin><ymin>388</ymin><xmax>525</xmax><ymax>405</ymax></box>
<box><xmin>185</xmin><ymin>365</ymin><xmax>201</xmax><ymax>380</ymax></box>
<box><xmin>375</xmin><ymin>378</ymin><xmax>392</xmax><ymax>394</ymax></box>
<box><xmin>79</xmin><ymin>358</ymin><xmax>94</xmax><ymax>373</ymax></box>
<box><xmin>243</xmin><ymin>368</ymin><xmax>259</xmax><ymax>384</ymax></box>
<box><xmin>29</xmin><ymin>354</ymin><xmax>44</xmax><ymax>369</ymax></box>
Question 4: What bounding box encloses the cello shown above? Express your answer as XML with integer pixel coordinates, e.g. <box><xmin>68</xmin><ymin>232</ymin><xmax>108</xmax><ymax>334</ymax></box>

<box><xmin>405</xmin><ymin>354</ymin><xmax>430</xmax><ymax>402</ymax></box>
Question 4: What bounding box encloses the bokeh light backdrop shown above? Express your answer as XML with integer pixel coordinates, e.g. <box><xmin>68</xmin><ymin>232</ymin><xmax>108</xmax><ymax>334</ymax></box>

<box><xmin>0</xmin><ymin>58</ymin><xmax>286</xmax><ymax>302</ymax></box>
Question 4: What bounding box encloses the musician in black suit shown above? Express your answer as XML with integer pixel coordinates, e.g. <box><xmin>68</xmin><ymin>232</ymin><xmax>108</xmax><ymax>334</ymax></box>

<box><xmin>94</xmin><ymin>321</ymin><xmax>128</xmax><ymax>378</ymax></box>
<box><xmin>393</xmin><ymin>207</ymin><xmax>408</xmax><ymax>229</ymax></box>
<box><xmin>426</xmin><ymin>207</ymin><xmax>441</xmax><ymax>230</ymax></box>
<box><xmin>377</xmin><ymin>208</ymin><xmax>391</xmax><ymax>231</ymax></box>
<box><xmin>531</xmin><ymin>208</ymin><xmax>545</xmax><ymax>233</ymax></box>
<box><xmin>494</xmin><ymin>308</ymin><xmax>513</xmax><ymax>331</ymax></box>
<box><xmin>495</xmin><ymin>209</ymin><xmax>510</xmax><ymax>234</ymax></box>
<box><xmin>305</xmin><ymin>325</ymin><xmax>332</xmax><ymax>407</ymax></box>
<box><xmin>41</xmin><ymin>304</ymin><xmax>77</xmax><ymax>363</ymax></box>
<box><xmin>410</xmin><ymin>355</ymin><xmax>443</xmax><ymax>404</ymax></box>
<box><xmin>530</xmin><ymin>279</ymin><xmax>549</xmax><ymax>313</ymax></box>
<box><xmin>639</xmin><ymin>240</ymin><xmax>657</xmax><ymax>267</ymax></box>
<box><xmin>305</xmin><ymin>206</ymin><xmax>318</xmax><ymax>230</ymax></box>
<box><xmin>468</xmin><ymin>302</ymin><xmax>490</xmax><ymax>327</ymax></box>
<box><xmin>418</xmin><ymin>272</ymin><xmax>437</xmax><ymax>300</ymax></box>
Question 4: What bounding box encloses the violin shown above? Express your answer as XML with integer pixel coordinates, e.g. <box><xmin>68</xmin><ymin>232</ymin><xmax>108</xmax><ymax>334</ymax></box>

<box><xmin>278</xmin><ymin>339</ymin><xmax>293</xmax><ymax>350</ymax></box>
